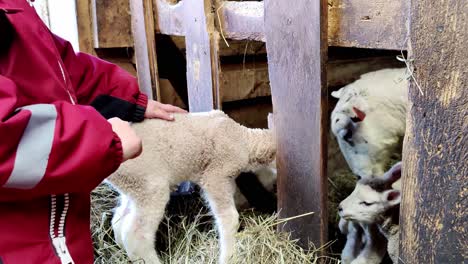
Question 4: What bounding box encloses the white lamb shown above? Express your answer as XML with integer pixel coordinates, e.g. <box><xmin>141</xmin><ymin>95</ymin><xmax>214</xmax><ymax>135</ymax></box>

<box><xmin>339</xmin><ymin>162</ymin><xmax>402</xmax><ymax>264</ymax></box>
<box><xmin>107</xmin><ymin>110</ymin><xmax>276</xmax><ymax>264</ymax></box>
<box><xmin>331</xmin><ymin>68</ymin><xmax>407</xmax><ymax>263</ymax></box>
<box><xmin>331</xmin><ymin>68</ymin><xmax>408</xmax><ymax>179</ymax></box>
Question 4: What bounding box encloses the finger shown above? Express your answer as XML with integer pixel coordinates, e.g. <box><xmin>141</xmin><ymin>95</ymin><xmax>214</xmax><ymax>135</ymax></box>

<box><xmin>161</xmin><ymin>104</ymin><xmax>188</xmax><ymax>113</ymax></box>
<box><xmin>150</xmin><ymin>109</ymin><xmax>175</xmax><ymax>121</ymax></box>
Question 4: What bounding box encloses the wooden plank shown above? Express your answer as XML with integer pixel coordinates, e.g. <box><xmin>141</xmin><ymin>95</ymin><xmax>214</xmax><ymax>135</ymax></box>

<box><xmin>399</xmin><ymin>0</ymin><xmax>467</xmax><ymax>263</ymax></box>
<box><xmin>183</xmin><ymin>0</ymin><xmax>217</xmax><ymax>112</ymax></box>
<box><xmin>130</xmin><ymin>0</ymin><xmax>154</xmax><ymax>98</ymax></box>
<box><xmin>220</xmin><ymin>62</ymin><xmax>270</xmax><ymax>102</ymax></box>
<box><xmin>153</xmin><ymin>0</ymin><xmax>185</xmax><ymax>36</ymax></box>
<box><xmin>155</xmin><ymin>0</ymin><xmax>408</xmax><ymax>49</ymax></box>
<box><xmin>92</xmin><ymin>0</ymin><xmax>133</xmax><ymax>48</ymax></box>
<box><xmin>76</xmin><ymin>0</ymin><xmax>97</xmax><ymax>55</ymax></box>
<box><xmin>142</xmin><ymin>0</ymin><xmax>161</xmax><ymax>100</ymax></box>
<box><xmin>328</xmin><ymin>0</ymin><xmax>409</xmax><ymax>50</ymax></box>
<box><xmin>221</xmin><ymin>2</ymin><xmax>265</xmax><ymax>42</ymax></box>
<box><xmin>264</xmin><ymin>0</ymin><xmax>328</xmax><ymax>248</ymax></box>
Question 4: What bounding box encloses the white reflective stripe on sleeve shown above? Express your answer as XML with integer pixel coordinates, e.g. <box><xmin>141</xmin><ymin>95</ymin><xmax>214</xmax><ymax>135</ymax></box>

<box><xmin>3</xmin><ymin>104</ymin><xmax>57</xmax><ymax>189</ymax></box>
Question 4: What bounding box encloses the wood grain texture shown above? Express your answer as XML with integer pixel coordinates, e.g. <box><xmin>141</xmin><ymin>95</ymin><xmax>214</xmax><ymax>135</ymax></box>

<box><xmin>153</xmin><ymin>0</ymin><xmax>185</xmax><ymax>36</ymax></box>
<box><xmin>216</xmin><ymin>0</ymin><xmax>408</xmax><ymax>50</ymax></box>
<box><xmin>130</xmin><ymin>0</ymin><xmax>154</xmax><ymax>98</ymax></box>
<box><xmin>328</xmin><ymin>0</ymin><xmax>409</xmax><ymax>50</ymax></box>
<box><xmin>264</xmin><ymin>0</ymin><xmax>328</xmax><ymax>248</ymax></box>
<box><xmin>184</xmin><ymin>0</ymin><xmax>216</xmax><ymax>112</ymax></box>
<box><xmin>76</xmin><ymin>0</ymin><xmax>96</xmax><ymax>54</ymax></box>
<box><xmin>221</xmin><ymin>1</ymin><xmax>265</xmax><ymax>42</ymax></box>
<box><xmin>142</xmin><ymin>0</ymin><xmax>161</xmax><ymax>100</ymax></box>
<box><xmin>400</xmin><ymin>0</ymin><xmax>467</xmax><ymax>263</ymax></box>
<box><xmin>92</xmin><ymin>0</ymin><xmax>133</xmax><ymax>48</ymax></box>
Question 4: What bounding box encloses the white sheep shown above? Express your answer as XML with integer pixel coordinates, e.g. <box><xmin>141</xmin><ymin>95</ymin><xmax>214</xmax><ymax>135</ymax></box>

<box><xmin>107</xmin><ymin>110</ymin><xmax>276</xmax><ymax>264</ymax></box>
<box><xmin>331</xmin><ymin>68</ymin><xmax>408</xmax><ymax>179</ymax></box>
<box><xmin>339</xmin><ymin>162</ymin><xmax>402</xmax><ymax>264</ymax></box>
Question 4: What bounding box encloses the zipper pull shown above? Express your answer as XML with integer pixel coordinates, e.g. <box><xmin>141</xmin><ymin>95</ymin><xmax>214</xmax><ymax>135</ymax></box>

<box><xmin>52</xmin><ymin>236</ymin><xmax>75</xmax><ymax>264</ymax></box>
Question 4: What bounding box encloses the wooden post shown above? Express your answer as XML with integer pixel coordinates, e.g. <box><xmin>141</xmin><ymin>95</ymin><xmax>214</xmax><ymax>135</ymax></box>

<box><xmin>130</xmin><ymin>0</ymin><xmax>160</xmax><ymax>99</ymax></box>
<box><xmin>75</xmin><ymin>0</ymin><xmax>96</xmax><ymax>55</ymax></box>
<box><xmin>184</xmin><ymin>0</ymin><xmax>221</xmax><ymax>112</ymax></box>
<box><xmin>399</xmin><ymin>0</ymin><xmax>467</xmax><ymax>263</ymax></box>
<box><xmin>264</xmin><ymin>0</ymin><xmax>328</xmax><ymax>248</ymax></box>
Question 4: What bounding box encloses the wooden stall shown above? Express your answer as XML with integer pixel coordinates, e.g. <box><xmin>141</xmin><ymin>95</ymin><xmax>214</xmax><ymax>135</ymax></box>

<box><xmin>399</xmin><ymin>0</ymin><xmax>466</xmax><ymax>263</ymax></box>
<box><xmin>75</xmin><ymin>0</ymin><xmax>466</xmax><ymax>259</ymax></box>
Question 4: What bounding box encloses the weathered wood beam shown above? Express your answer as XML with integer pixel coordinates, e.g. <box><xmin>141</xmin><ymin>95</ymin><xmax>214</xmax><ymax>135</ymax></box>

<box><xmin>92</xmin><ymin>0</ymin><xmax>133</xmax><ymax>48</ymax></box>
<box><xmin>265</xmin><ymin>0</ymin><xmax>328</xmax><ymax>248</ymax></box>
<box><xmin>184</xmin><ymin>0</ymin><xmax>220</xmax><ymax>111</ymax></box>
<box><xmin>75</xmin><ymin>0</ymin><xmax>96</xmax><ymax>55</ymax></box>
<box><xmin>220</xmin><ymin>56</ymin><xmax>402</xmax><ymax>103</ymax></box>
<box><xmin>328</xmin><ymin>0</ymin><xmax>409</xmax><ymax>49</ymax></box>
<box><xmin>143</xmin><ymin>0</ymin><xmax>161</xmax><ymax>100</ymax></box>
<box><xmin>153</xmin><ymin>0</ymin><xmax>185</xmax><ymax>36</ymax></box>
<box><xmin>399</xmin><ymin>0</ymin><xmax>467</xmax><ymax>263</ymax></box>
<box><xmin>221</xmin><ymin>0</ymin><xmax>408</xmax><ymax>50</ymax></box>
<box><xmin>221</xmin><ymin>2</ymin><xmax>265</xmax><ymax>42</ymax></box>
<box><xmin>130</xmin><ymin>0</ymin><xmax>156</xmax><ymax>98</ymax></box>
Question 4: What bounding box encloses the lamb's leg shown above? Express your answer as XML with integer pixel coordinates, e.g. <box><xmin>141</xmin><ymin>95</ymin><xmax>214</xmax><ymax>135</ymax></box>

<box><xmin>339</xmin><ymin>218</ymin><xmax>364</xmax><ymax>264</ymax></box>
<box><xmin>118</xmin><ymin>185</ymin><xmax>170</xmax><ymax>264</ymax></box>
<box><xmin>112</xmin><ymin>193</ymin><xmax>131</xmax><ymax>248</ymax></box>
<box><xmin>351</xmin><ymin>223</ymin><xmax>387</xmax><ymax>264</ymax></box>
<box><xmin>202</xmin><ymin>179</ymin><xmax>239</xmax><ymax>264</ymax></box>
<box><xmin>387</xmin><ymin>230</ymin><xmax>399</xmax><ymax>264</ymax></box>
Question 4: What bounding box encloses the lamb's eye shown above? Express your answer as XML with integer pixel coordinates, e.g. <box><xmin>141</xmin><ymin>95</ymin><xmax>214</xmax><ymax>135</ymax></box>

<box><xmin>360</xmin><ymin>201</ymin><xmax>374</xmax><ymax>206</ymax></box>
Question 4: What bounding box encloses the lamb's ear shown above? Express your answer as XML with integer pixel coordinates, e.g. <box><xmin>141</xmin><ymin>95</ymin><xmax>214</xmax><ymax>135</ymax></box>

<box><xmin>383</xmin><ymin>190</ymin><xmax>401</xmax><ymax>207</ymax></box>
<box><xmin>331</xmin><ymin>88</ymin><xmax>344</xmax><ymax>99</ymax></box>
<box><xmin>384</xmin><ymin>162</ymin><xmax>402</xmax><ymax>183</ymax></box>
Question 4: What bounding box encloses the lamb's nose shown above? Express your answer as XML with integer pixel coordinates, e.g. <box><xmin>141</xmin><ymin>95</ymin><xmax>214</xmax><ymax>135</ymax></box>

<box><xmin>338</xmin><ymin>206</ymin><xmax>343</xmax><ymax>212</ymax></box>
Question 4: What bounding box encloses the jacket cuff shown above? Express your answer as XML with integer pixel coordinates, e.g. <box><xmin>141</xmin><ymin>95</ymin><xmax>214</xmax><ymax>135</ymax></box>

<box><xmin>133</xmin><ymin>93</ymin><xmax>148</xmax><ymax>122</ymax></box>
<box><xmin>110</xmin><ymin>132</ymin><xmax>124</xmax><ymax>172</ymax></box>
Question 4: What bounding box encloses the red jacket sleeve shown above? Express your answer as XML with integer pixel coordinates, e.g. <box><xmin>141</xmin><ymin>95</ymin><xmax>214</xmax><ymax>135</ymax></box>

<box><xmin>0</xmin><ymin>76</ymin><xmax>123</xmax><ymax>201</ymax></box>
<box><xmin>52</xmin><ymin>34</ymin><xmax>148</xmax><ymax>108</ymax></box>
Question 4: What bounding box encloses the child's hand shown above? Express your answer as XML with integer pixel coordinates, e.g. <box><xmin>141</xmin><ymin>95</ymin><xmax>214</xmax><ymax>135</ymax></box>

<box><xmin>108</xmin><ymin>117</ymin><xmax>142</xmax><ymax>161</ymax></box>
<box><xmin>144</xmin><ymin>100</ymin><xmax>187</xmax><ymax>121</ymax></box>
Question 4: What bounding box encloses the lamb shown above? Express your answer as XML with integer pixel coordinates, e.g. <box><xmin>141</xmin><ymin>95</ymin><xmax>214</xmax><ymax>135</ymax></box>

<box><xmin>338</xmin><ymin>162</ymin><xmax>402</xmax><ymax>264</ymax></box>
<box><xmin>106</xmin><ymin>110</ymin><xmax>276</xmax><ymax>264</ymax></box>
<box><xmin>331</xmin><ymin>68</ymin><xmax>408</xmax><ymax>179</ymax></box>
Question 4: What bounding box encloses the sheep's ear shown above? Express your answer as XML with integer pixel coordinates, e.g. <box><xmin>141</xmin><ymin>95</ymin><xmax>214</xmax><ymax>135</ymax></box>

<box><xmin>331</xmin><ymin>88</ymin><xmax>344</xmax><ymax>99</ymax></box>
<box><xmin>383</xmin><ymin>190</ymin><xmax>401</xmax><ymax>207</ymax></box>
<box><xmin>352</xmin><ymin>107</ymin><xmax>366</xmax><ymax>122</ymax></box>
<box><xmin>384</xmin><ymin>162</ymin><xmax>402</xmax><ymax>183</ymax></box>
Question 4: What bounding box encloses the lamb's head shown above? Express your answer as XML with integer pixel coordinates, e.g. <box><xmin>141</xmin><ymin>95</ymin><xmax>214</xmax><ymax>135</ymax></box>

<box><xmin>331</xmin><ymin>83</ymin><xmax>404</xmax><ymax>179</ymax></box>
<box><xmin>338</xmin><ymin>162</ymin><xmax>401</xmax><ymax>224</ymax></box>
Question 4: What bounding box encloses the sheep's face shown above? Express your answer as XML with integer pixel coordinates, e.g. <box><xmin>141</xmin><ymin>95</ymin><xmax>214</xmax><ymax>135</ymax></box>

<box><xmin>338</xmin><ymin>162</ymin><xmax>402</xmax><ymax>224</ymax></box>
<box><xmin>338</xmin><ymin>183</ymin><xmax>400</xmax><ymax>224</ymax></box>
<box><xmin>331</xmin><ymin>85</ymin><xmax>402</xmax><ymax>179</ymax></box>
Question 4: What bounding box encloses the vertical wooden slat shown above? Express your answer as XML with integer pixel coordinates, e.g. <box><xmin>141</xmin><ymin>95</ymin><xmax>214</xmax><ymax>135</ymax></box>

<box><xmin>183</xmin><ymin>0</ymin><xmax>217</xmax><ymax>112</ymax></box>
<box><xmin>75</xmin><ymin>0</ymin><xmax>96</xmax><ymax>55</ymax></box>
<box><xmin>130</xmin><ymin>0</ymin><xmax>158</xmax><ymax>99</ymax></box>
<box><xmin>142</xmin><ymin>0</ymin><xmax>161</xmax><ymax>100</ymax></box>
<box><xmin>264</xmin><ymin>0</ymin><xmax>328</xmax><ymax>248</ymax></box>
<box><xmin>400</xmin><ymin>0</ymin><xmax>467</xmax><ymax>263</ymax></box>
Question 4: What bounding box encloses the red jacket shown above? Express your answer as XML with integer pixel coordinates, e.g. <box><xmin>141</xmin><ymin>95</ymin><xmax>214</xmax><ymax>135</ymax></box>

<box><xmin>0</xmin><ymin>1</ymin><xmax>147</xmax><ymax>263</ymax></box>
